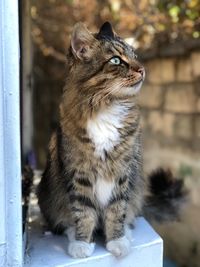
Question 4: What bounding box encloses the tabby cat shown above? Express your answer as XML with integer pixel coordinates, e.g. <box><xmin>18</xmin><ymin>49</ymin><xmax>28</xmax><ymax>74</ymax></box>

<box><xmin>38</xmin><ymin>22</ymin><xmax>186</xmax><ymax>258</ymax></box>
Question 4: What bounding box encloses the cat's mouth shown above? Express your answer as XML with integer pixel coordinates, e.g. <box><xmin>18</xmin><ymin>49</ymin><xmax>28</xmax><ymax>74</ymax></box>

<box><xmin>122</xmin><ymin>79</ymin><xmax>143</xmax><ymax>95</ymax></box>
<box><xmin>129</xmin><ymin>78</ymin><xmax>143</xmax><ymax>87</ymax></box>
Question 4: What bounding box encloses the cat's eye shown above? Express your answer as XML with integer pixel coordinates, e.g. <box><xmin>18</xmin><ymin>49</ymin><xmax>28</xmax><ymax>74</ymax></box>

<box><xmin>109</xmin><ymin>56</ymin><xmax>121</xmax><ymax>65</ymax></box>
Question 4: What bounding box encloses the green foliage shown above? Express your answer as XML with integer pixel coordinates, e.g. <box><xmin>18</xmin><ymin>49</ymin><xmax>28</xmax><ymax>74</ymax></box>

<box><xmin>157</xmin><ymin>0</ymin><xmax>200</xmax><ymax>22</ymax></box>
<box><xmin>65</xmin><ymin>0</ymin><xmax>73</xmax><ymax>4</ymax></box>
<box><xmin>31</xmin><ymin>0</ymin><xmax>200</xmax><ymax>58</ymax></box>
<box><xmin>178</xmin><ymin>164</ymin><xmax>193</xmax><ymax>179</ymax></box>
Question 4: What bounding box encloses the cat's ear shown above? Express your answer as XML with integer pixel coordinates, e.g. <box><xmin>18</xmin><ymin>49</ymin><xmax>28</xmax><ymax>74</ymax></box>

<box><xmin>71</xmin><ymin>22</ymin><xmax>96</xmax><ymax>61</ymax></box>
<box><xmin>97</xmin><ymin>22</ymin><xmax>115</xmax><ymax>39</ymax></box>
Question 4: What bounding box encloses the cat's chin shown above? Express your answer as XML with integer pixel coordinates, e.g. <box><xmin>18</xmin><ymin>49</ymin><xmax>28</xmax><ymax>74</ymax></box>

<box><xmin>123</xmin><ymin>81</ymin><xmax>143</xmax><ymax>96</ymax></box>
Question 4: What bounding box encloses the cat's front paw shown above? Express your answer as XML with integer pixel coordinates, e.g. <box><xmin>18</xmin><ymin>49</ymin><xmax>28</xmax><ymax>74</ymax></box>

<box><xmin>68</xmin><ymin>240</ymin><xmax>95</xmax><ymax>258</ymax></box>
<box><xmin>106</xmin><ymin>236</ymin><xmax>131</xmax><ymax>257</ymax></box>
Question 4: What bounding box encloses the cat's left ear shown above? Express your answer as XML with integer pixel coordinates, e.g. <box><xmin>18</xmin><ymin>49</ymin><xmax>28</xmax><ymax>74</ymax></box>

<box><xmin>71</xmin><ymin>22</ymin><xmax>96</xmax><ymax>61</ymax></box>
<box><xmin>97</xmin><ymin>22</ymin><xmax>115</xmax><ymax>39</ymax></box>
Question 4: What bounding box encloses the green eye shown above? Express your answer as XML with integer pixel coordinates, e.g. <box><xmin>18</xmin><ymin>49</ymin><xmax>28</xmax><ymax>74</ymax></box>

<box><xmin>109</xmin><ymin>56</ymin><xmax>121</xmax><ymax>65</ymax></box>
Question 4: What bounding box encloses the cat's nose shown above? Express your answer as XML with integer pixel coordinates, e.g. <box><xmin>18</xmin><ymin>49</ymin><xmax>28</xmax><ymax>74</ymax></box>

<box><xmin>137</xmin><ymin>67</ymin><xmax>145</xmax><ymax>80</ymax></box>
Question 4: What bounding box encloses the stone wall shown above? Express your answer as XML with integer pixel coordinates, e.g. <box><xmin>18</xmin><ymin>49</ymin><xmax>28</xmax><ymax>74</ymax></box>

<box><xmin>140</xmin><ymin>51</ymin><xmax>200</xmax><ymax>175</ymax></box>
<box><xmin>140</xmin><ymin>52</ymin><xmax>200</xmax><ymax>151</ymax></box>
<box><xmin>139</xmin><ymin>50</ymin><xmax>200</xmax><ymax>267</ymax></box>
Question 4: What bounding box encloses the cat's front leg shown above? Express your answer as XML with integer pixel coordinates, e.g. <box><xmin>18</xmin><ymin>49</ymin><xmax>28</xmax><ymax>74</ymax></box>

<box><xmin>67</xmin><ymin>194</ymin><xmax>97</xmax><ymax>258</ymax></box>
<box><xmin>105</xmin><ymin>200</ymin><xmax>131</xmax><ymax>257</ymax></box>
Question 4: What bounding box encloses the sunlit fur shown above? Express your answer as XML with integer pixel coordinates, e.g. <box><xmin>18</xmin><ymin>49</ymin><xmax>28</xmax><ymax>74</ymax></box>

<box><xmin>37</xmin><ymin>22</ymin><xmax>187</xmax><ymax>259</ymax></box>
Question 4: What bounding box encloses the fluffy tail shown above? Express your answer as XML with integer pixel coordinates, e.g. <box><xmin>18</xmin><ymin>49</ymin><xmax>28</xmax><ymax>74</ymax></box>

<box><xmin>143</xmin><ymin>168</ymin><xmax>188</xmax><ymax>222</ymax></box>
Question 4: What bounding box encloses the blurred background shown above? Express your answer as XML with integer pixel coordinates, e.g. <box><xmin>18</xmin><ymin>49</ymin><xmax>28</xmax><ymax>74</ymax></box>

<box><xmin>21</xmin><ymin>1</ymin><xmax>200</xmax><ymax>266</ymax></box>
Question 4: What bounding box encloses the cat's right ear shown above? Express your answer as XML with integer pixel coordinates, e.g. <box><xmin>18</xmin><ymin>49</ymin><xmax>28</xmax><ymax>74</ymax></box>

<box><xmin>71</xmin><ymin>23</ymin><xmax>96</xmax><ymax>61</ymax></box>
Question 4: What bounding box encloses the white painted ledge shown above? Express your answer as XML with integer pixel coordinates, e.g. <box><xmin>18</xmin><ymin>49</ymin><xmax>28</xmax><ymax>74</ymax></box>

<box><xmin>24</xmin><ymin>174</ymin><xmax>163</xmax><ymax>267</ymax></box>
<box><xmin>25</xmin><ymin>201</ymin><xmax>163</xmax><ymax>267</ymax></box>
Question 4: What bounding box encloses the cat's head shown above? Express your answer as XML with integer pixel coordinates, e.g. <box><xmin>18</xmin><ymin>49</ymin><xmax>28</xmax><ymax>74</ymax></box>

<box><xmin>67</xmin><ymin>22</ymin><xmax>145</xmax><ymax>99</ymax></box>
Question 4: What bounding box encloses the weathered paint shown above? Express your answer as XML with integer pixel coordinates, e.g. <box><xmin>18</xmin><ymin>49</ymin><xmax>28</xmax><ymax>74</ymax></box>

<box><xmin>25</xmin><ymin>217</ymin><xmax>163</xmax><ymax>267</ymax></box>
<box><xmin>0</xmin><ymin>0</ymin><xmax>22</xmax><ymax>266</ymax></box>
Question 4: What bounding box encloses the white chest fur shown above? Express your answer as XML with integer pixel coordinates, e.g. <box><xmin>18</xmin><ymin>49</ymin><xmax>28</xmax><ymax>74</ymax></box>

<box><xmin>87</xmin><ymin>104</ymin><xmax>128</xmax><ymax>159</ymax></box>
<box><xmin>95</xmin><ymin>178</ymin><xmax>114</xmax><ymax>206</ymax></box>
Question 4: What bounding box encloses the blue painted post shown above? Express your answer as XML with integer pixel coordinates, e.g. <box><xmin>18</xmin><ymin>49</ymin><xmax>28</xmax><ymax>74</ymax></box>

<box><xmin>0</xmin><ymin>36</ymin><xmax>6</xmax><ymax>267</ymax></box>
<box><xmin>0</xmin><ymin>1</ymin><xmax>22</xmax><ymax>267</ymax></box>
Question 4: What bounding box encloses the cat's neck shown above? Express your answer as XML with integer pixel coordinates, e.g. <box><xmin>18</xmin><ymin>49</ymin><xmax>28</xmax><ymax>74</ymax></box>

<box><xmin>60</xmin><ymin>85</ymin><xmax>138</xmax><ymax>136</ymax></box>
<box><xmin>86</xmin><ymin>102</ymin><xmax>131</xmax><ymax>159</ymax></box>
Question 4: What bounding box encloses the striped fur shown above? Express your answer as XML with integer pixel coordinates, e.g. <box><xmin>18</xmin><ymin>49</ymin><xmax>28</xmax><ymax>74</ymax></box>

<box><xmin>37</xmin><ymin>22</ymin><xmax>186</xmax><ymax>258</ymax></box>
<box><xmin>38</xmin><ymin>22</ymin><xmax>144</xmax><ymax>258</ymax></box>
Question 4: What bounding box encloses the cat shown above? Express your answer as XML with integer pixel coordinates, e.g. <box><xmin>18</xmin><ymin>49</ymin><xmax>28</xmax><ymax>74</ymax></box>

<box><xmin>37</xmin><ymin>22</ymin><xmax>187</xmax><ymax>258</ymax></box>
